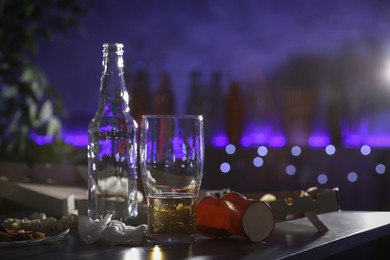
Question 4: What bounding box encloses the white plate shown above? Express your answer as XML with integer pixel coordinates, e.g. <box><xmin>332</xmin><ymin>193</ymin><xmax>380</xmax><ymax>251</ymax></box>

<box><xmin>0</xmin><ymin>229</ymin><xmax>69</xmax><ymax>248</ymax></box>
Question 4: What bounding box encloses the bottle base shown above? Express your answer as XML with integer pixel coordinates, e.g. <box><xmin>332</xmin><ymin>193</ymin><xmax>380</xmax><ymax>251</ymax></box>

<box><xmin>145</xmin><ymin>233</ymin><xmax>198</xmax><ymax>244</ymax></box>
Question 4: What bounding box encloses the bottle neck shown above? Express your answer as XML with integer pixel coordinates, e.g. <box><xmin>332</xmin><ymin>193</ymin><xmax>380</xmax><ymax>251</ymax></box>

<box><xmin>98</xmin><ymin>43</ymin><xmax>130</xmax><ymax>114</ymax></box>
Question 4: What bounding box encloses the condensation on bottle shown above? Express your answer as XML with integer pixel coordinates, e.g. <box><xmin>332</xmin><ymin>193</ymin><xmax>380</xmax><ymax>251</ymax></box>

<box><xmin>87</xmin><ymin>43</ymin><xmax>138</xmax><ymax>222</ymax></box>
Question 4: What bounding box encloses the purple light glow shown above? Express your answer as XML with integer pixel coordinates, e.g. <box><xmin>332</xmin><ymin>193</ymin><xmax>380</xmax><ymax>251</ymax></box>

<box><xmin>363</xmin><ymin>136</ymin><xmax>390</xmax><ymax>147</ymax></box>
<box><xmin>267</xmin><ymin>135</ymin><xmax>286</xmax><ymax>147</ymax></box>
<box><xmin>36</xmin><ymin>131</ymin><xmax>390</xmax><ymax>151</ymax></box>
<box><xmin>343</xmin><ymin>134</ymin><xmax>363</xmax><ymax>147</ymax></box>
<box><xmin>241</xmin><ymin>133</ymin><xmax>269</xmax><ymax>147</ymax></box>
<box><xmin>308</xmin><ymin>134</ymin><xmax>331</xmax><ymax>147</ymax></box>
<box><xmin>54</xmin><ymin>128</ymin><xmax>390</xmax><ymax>149</ymax></box>
<box><xmin>240</xmin><ymin>133</ymin><xmax>330</xmax><ymax>148</ymax></box>
<box><xmin>240</xmin><ymin>133</ymin><xmax>286</xmax><ymax>147</ymax></box>
<box><xmin>343</xmin><ymin>135</ymin><xmax>390</xmax><ymax>147</ymax></box>
<box><xmin>210</xmin><ymin>134</ymin><xmax>229</xmax><ymax>147</ymax></box>
<box><xmin>29</xmin><ymin>132</ymin><xmax>55</xmax><ymax>146</ymax></box>
<box><xmin>241</xmin><ymin>122</ymin><xmax>277</xmax><ymax>147</ymax></box>
<box><xmin>63</xmin><ymin>133</ymin><xmax>88</xmax><ymax>147</ymax></box>
<box><xmin>46</xmin><ymin>118</ymin><xmax>390</xmax><ymax>149</ymax></box>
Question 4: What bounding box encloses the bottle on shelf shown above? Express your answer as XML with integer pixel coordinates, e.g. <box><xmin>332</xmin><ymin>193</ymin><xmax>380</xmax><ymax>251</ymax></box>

<box><xmin>186</xmin><ymin>69</ymin><xmax>203</xmax><ymax>115</ymax></box>
<box><xmin>129</xmin><ymin>60</ymin><xmax>151</xmax><ymax>129</ymax></box>
<box><xmin>225</xmin><ymin>79</ymin><xmax>245</xmax><ymax>145</ymax></box>
<box><xmin>208</xmin><ymin>70</ymin><xmax>227</xmax><ymax>146</ymax></box>
<box><xmin>152</xmin><ymin>72</ymin><xmax>175</xmax><ymax>115</ymax></box>
<box><xmin>87</xmin><ymin>43</ymin><xmax>138</xmax><ymax>223</ymax></box>
<box><xmin>186</xmin><ymin>69</ymin><xmax>213</xmax><ymax>142</ymax></box>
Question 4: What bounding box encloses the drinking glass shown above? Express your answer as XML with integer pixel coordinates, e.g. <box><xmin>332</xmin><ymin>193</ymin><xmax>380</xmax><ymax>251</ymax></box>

<box><xmin>140</xmin><ymin>115</ymin><xmax>204</xmax><ymax>243</ymax></box>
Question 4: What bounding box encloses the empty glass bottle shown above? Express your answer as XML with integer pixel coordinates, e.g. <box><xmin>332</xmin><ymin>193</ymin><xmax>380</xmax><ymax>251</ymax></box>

<box><xmin>87</xmin><ymin>43</ymin><xmax>138</xmax><ymax>223</ymax></box>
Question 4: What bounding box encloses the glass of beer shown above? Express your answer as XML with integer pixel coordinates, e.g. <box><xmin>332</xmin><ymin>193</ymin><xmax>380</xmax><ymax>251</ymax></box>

<box><xmin>140</xmin><ymin>115</ymin><xmax>204</xmax><ymax>243</ymax></box>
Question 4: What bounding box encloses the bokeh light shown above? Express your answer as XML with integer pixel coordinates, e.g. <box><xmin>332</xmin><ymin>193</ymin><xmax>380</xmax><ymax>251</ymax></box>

<box><xmin>257</xmin><ymin>146</ymin><xmax>268</xmax><ymax>157</ymax></box>
<box><xmin>225</xmin><ymin>144</ymin><xmax>236</xmax><ymax>155</ymax></box>
<box><xmin>253</xmin><ymin>157</ymin><xmax>264</xmax><ymax>167</ymax></box>
<box><xmin>285</xmin><ymin>164</ymin><xmax>296</xmax><ymax>175</ymax></box>
<box><xmin>360</xmin><ymin>145</ymin><xmax>371</xmax><ymax>156</ymax></box>
<box><xmin>325</xmin><ymin>145</ymin><xmax>336</xmax><ymax>155</ymax></box>
<box><xmin>375</xmin><ymin>163</ymin><xmax>386</xmax><ymax>174</ymax></box>
<box><xmin>220</xmin><ymin>162</ymin><xmax>231</xmax><ymax>173</ymax></box>
<box><xmin>291</xmin><ymin>146</ymin><xmax>302</xmax><ymax>156</ymax></box>
<box><xmin>347</xmin><ymin>171</ymin><xmax>358</xmax><ymax>182</ymax></box>
<box><xmin>317</xmin><ymin>173</ymin><xmax>328</xmax><ymax>184</ymax></box>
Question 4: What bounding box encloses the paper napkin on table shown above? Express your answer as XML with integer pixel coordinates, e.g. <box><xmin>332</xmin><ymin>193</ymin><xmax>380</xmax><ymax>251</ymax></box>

<box><xmin>78</xmin><ymin>214</ymin><xmax>147</xmax><ymax>245</ymax></box>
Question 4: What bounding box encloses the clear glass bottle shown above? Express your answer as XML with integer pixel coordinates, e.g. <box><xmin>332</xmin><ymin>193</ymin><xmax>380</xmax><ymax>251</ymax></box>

<box><xmin>87</xmin><ymin>43</ymin><xmax>138</xmax><ymax>222</ymax></box>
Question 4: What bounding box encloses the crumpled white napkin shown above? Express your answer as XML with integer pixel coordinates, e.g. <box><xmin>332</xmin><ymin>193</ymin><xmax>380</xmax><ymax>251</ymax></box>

<box><xmin>78</xmin><ymin>214</ymin><xmax>147</xmax><ymax>245</ymax></box>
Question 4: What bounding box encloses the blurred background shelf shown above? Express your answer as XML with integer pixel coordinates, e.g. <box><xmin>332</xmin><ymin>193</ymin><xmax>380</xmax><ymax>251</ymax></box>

<box><xmin>2</xmin><ymin>0</ymin><xmax>390</xmax><ymax>217</ymax></box>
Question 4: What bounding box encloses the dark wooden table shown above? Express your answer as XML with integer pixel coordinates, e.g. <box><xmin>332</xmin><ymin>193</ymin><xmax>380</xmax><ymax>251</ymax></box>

<box><xmin>2</xmin><ymin>211</ymin><xmax>390</xmax><ymax>259</ymax></box>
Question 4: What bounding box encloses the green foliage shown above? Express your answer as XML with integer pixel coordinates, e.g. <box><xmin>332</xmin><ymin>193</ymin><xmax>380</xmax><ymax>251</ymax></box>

<box><xmin>0</xmin><ymin>0</ymin><xmax>88</xmax><ymax>163</ymax></box>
